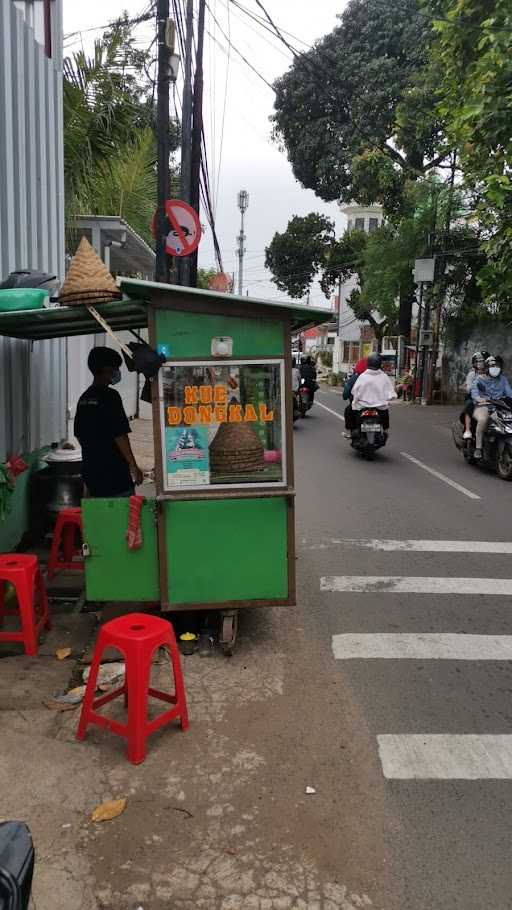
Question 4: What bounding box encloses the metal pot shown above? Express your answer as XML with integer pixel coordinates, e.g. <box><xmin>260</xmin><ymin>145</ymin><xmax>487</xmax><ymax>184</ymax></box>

<box><xmin>31</xmin><ymin>445</ymin><xmax>84</xmax><ymax>533</ymax></box>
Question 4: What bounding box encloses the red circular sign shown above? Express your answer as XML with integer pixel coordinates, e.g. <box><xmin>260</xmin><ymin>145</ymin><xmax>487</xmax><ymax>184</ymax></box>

<box><xmin>151</xmin><ymin>200</ymin><xmax>202</xmax><ymax>257</ymax></box>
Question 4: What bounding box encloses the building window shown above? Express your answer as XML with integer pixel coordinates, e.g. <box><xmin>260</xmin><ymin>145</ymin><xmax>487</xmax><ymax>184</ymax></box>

<box><xmin>327</xmin><ymin>337</ymin><xmax>334</xmax><ymax>345</ymax></box>
<box><xmin>355</xmin><ymin>217</ymin><xmax>365</xmax><ymax>232</ymax></box>
<box><xmin>368</xmin><ymin>217</ymin><xmax>379</xmax><ymax>233</ymax></box>
<box><xmin>343</xmin><ymin>342</ymin><xmax>351</xmax><ymax>363</ymax></box>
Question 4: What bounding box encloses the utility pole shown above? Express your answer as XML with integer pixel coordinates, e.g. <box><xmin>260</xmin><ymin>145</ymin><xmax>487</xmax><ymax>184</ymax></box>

<box><xmin>236</xmin><ymin>190</ymin><xmax>249</xmax><ymax>295</ymax></box>
<box><xmin>177</xmin><ymin>0</ymin><xmax>194</xmax><ymax>287</ymax></box>
<box><xmin>429</xmin><ymin>152</ymin><xmax>458</xmax><ymax>402</ymax></box>
<box><xmin>155</xmin><ymin>0</ymin><xmax>171</xmax><ymax>283</ymax></box>
<box><xmin>189</xmin><ymin>0</ymin><xmax>206</xmax><ymax>288</ymax></box>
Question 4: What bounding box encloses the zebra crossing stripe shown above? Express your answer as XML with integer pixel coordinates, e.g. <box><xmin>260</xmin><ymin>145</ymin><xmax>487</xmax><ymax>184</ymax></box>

<box><xmin>378</xmin><ymin>735</ymin><xmax>512</xmax><ymax>779</ymax></box>
<box><xmin>332</xmin><ymin>633</ymin><xmax>512</xmax><ymax>660</ymax></box>
<box><xmin>321</xmin><ymin>576</ymin><xmax>512</xmax><ymax>595</ymax></box>
<box><xmin>305</xmin><ymin>538</ymin><xmax>512</xmax><ymax>554</ymax></box>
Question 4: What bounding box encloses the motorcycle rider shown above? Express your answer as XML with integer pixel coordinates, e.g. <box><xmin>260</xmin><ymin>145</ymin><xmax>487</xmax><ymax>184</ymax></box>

<box><xmin>300</xmin><ymin>356</ymin><xmax>318</xmax><ymax>402</ymax></box>
<box><xmin>471</xmin><ymin>355</ymin><xmax>512</xmax><ymax>459</ymax></box>
<box><xmin>291</xmin><ymin>357</ymin><xmax>301</xmax><ymax>393</ymax></box>
<box><xmin>351</xmin><ymin>352</ymin><xmax>397</xmax><ymax>432</ymax></box>
<box><xmin>343</xmin><ymin>358</ymin><xmax>368</xmax><ymax>434</ymax></box>
<box><xmin>463</xmin><ymin>351</ymin><xmax>489</xmax><ymax>439</ymax></box>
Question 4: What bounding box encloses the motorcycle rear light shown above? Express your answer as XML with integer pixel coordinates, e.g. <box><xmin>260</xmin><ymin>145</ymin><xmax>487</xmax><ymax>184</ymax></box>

<box><xmin>361</xmin><ymin>409</ymin><xmax>378</xmax><ymax>416</ymax></box>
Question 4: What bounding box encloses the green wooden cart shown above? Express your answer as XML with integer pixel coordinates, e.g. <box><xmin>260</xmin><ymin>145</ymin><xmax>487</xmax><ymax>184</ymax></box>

<box><xmin>0</xmin><ymin>280</ymin><xmax>329</xmax><ymax>653</ymax></box>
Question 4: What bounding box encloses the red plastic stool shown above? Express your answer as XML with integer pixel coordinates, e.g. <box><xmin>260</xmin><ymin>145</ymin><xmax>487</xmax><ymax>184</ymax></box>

<box><xmin>0</xmin><ymin>554</ymin><xmax>51</xmax><ymax>656</ymax></box>
<box><xmin>77</xmin><ymin>613</ymin><xmax>189</xmax><ymax>764</ymax></box>
<box><xmin>47</xmin><ymin>508</ymin><xmax>84</xmax><ymax>580</ymax></box>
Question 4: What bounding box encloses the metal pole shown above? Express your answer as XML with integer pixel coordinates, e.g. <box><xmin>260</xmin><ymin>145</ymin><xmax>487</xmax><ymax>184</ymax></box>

<box><xmin>178</xmin><ymin>0</ymin><xmax>194</xmax><ymax>287</ymax></box>
<box><xmin>412</xmin><ymin>282</ymin><xmax>423</xmax><ymax>401</ymax></box>
<box><xmin>420</xmin><ymin>287</ymin><xmax>431</xmax><ymax>405</ymax></box>
<box><xmin>236</xmin><ymin>190</ymin><xmax>249</xmax><ymax>295</ymax></box>
<box><xmin>189</xmin><ymin>0</ymin><xmax>206</xmax><ymax>288</ymax></box>
<box><xmin>155</xmin><ymin>0</ymin><xmax>170</xmax><ymax>283</ymax></box>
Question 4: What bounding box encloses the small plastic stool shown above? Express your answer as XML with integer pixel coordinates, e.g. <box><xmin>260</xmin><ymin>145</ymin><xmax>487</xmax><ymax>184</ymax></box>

<box><xmin>77</xmin><ymin>613</ymin><xmax>189</xmax><ymax>764</ymax></box>
<box><xmin>0</xmin><ymin>554</ymin><xmax>51</xmax><ymax>656</ymax></box>
<box><xmin>47</xmin><ymin>508</ymin><xmax>84</xmax><ymax>580</ymax></box>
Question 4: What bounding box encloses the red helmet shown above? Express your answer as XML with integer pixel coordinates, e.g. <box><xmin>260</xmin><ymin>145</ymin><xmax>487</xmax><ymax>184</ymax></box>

<box><xmin>354</xmin><ymin>358</ymin><xmax>368</xmax><ymax>375</ymax></box>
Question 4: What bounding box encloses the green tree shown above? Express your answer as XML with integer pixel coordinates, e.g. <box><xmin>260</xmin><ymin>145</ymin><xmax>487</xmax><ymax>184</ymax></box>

<box><xmin>429</xmin><ymin>0</ymin><xmax>512</xmax><ymax>309</ymax></box>
<box><xmin>272</xmin><ymin>0</ymin><xmax>448</xmax><ymax>208</ymax></box>
<box><xmin>264</xmin><ymin>213</ymin><xmax>334</xmax><ymax>298</ymax></box>
<box><xmin>64</xmin><ymin>17</ymin><xmax>179</xmax><ymax>245</ymax></box>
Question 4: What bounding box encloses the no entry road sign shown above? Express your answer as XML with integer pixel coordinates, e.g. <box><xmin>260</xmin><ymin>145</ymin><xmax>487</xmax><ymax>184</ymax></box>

<box><xmin>152</xmin><ymin>200</ymin><xmax>202</xmax><ymax>257</ymax></box>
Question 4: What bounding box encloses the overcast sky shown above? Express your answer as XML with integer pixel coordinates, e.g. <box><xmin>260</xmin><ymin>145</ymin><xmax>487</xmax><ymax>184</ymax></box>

<box><xmin>64</xmin><ymin>1</ymin><xmax>348</xmax><ymax>304</ymax></box>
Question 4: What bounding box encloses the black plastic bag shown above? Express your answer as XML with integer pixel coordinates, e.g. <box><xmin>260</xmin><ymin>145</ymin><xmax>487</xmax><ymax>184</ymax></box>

<box><xmin>122</xmin><ymin>341</ymin><xmax>166</xmax><ymax>380</ymax></box>
<box><xmin>0</xmin><ymin>822</ymin><xmax>34</xmax><ymax>910</ymax></box>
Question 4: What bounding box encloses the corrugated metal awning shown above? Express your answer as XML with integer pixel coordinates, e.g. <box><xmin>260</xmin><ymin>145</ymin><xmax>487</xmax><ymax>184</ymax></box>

<box><xmin>0</xmin><ymin>299</ymin><xmax>148</xmax><ymax>341</ymax></box>
<box><xmin>0</xmin><ymin>281</ymin><xmax>332</xmax><ymax>342</ymax></box>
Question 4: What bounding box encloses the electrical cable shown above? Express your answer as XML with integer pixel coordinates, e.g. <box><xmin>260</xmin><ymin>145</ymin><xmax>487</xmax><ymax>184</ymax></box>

<box><xmin>229</xmin><ymin>0</ymin><xmax>311</xmax><ymax>48</ymax></box>
<box><xmin>214</xmin><ymin>0</ymin><xmax>231</xmax><ymax>215</ymax></box>
<box><xmin>64</xmin><ymin>2</ymin><xmax>156</xmax><ymax>43</ymax></box>
<box><xmin>204</xmin><ymin>2</ymin><xmax>275</xmax><ymax>90</ymax></box>
<box><xmin>214</xmin><ymin>0</ymin><xmax>295</xmax><ymax>61</ymax></box>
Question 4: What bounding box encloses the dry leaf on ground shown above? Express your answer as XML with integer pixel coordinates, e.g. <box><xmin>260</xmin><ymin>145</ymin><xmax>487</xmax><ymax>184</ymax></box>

<box><xmin>91</xmin><ymin>798</ymin><xmax>127</xmax><ymax>823</ymax></box>
<box><xmin>56</xmin><ymin>647</ymin><xmax>72</xmax><ymax>660</ymax></box>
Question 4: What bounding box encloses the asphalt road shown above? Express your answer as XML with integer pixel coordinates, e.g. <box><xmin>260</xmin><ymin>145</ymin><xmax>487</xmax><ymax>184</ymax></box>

<box><xmin>294</xmin><ymin>388</ymin><xmax>512</xmax><ymax>910</ymax></box>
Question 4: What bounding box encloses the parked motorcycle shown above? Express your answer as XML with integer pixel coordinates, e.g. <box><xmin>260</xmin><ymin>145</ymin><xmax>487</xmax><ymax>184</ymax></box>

<box><xmin>298</xmin><ymin>379</ymin><xmax>313</xmax><ymax>417</ymax></box>
<box><xmin>349</xmin><ymin>408</ymin><xmax>388</xmax><ymax>459</ymax></box>
<box><xmin>452</xmin><ymin>398</ymin><xmax>512</xmax><ymax>480</ymax></box>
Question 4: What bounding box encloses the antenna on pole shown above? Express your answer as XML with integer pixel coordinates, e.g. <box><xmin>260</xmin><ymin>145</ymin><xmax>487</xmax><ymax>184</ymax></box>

<box><xmin>236</xmin><ymin>189</ymin><xmax>249</xmax><ymax>296</ymax></box>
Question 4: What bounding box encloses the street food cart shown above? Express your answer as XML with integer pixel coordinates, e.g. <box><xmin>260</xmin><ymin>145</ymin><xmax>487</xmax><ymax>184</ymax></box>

<box><xmin>0</xmin><ymin>280</ymin><xmax>329</xmax><ymax>653</ymax></box>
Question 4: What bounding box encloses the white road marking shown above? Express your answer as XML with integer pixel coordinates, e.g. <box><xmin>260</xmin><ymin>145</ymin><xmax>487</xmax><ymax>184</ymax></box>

<box><xmin>304</xmin><ymin>538</ymin><xmax>512</xmax><ymax>553</ymax></box>
<box><xmin>332</xmin><ymin>633</ymin><xmax>512</xmax><ymax>660</ymax></box>
<box><xmin>321</xmin><ymin>576</ymin><xmax>512</xmax><ymax>595</ymax></box>
<box><xmin>401</xmin><ymin>452</ymin><xmax>481</xmax><ymax>500</ymax></box>
<box><xmin>378</xmin><ymin>735</ymin><xmax>512</xmax><ymax>779</ymax></box>
<box><xmin>314</xmin><ymin>400</ymin><xmax>345</xmax><ymax>421</ymax></box>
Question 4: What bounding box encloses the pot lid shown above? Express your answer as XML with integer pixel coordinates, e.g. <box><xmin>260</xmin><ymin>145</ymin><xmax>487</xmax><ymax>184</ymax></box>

<box><xmin>45</xmin><ymin>444</ymin><xmax>82</xmax><ymax>463</ymax></box>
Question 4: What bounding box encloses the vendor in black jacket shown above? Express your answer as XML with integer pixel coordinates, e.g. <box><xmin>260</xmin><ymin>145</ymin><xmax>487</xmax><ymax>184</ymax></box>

<box><xmin>74</xmin><ymin>347</ymin><xmax>143</xmax><ymax>497</ymax></box>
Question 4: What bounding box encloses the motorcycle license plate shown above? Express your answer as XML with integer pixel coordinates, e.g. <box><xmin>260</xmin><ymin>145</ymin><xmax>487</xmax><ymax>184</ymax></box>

<box><xmin>361</xmin><ymin>423</ymin><xmax>382</xmax><ymax>432</ymax></box>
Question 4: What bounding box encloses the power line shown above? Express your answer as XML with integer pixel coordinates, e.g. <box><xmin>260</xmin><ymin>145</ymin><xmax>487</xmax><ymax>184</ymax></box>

<box><xmin>64</xmin><ymin>3</ymin><xmax>156</xmax><ymax>42</ymax></box>
<box><xmin>229</xmin><ymin>0</ymin><xmax>311</xmax><ymax>50</ymax></box>
<box><xmin>213</xmin><ymin>0</ymin><xmax>230</xmax><ymax>216</ymax></box>
<box><xmin>204</xmin><ymin>1</ymin><xmax>274</xmax><ymax>90</ymax></box>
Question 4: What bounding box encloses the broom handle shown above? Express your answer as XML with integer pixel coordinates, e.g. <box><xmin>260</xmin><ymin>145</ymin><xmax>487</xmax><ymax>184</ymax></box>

<box><xmin>86</xmin><ymin>305</ymin><xmax>132</xmax><ymax>357</ymax></box>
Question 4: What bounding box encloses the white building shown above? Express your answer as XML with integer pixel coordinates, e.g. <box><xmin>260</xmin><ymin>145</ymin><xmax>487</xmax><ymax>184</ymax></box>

<box><xmin>332</xmin><ymin>203</ymin><xmax>384</xmax><ymax>376</ymax></box>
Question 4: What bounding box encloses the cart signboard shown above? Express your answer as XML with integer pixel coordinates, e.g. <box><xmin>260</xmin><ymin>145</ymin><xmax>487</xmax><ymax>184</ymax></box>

<box><xmin>160</xmin><ymin>360</ymin><xmax>285</xmax><ymax>490</ymax></box>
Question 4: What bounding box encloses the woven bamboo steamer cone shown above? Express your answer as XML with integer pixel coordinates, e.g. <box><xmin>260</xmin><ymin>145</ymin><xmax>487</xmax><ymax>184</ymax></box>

<box><xmin>210</xmin><ymin>422</ymin><xmax>264</xmax><ymax>455</ymax></box>
<box><xmin>59</xmin><ymin>236</ymin><xmax>121</xmax><ymax>306</ymax></box>
<box><xmin>210</xmin><ymin>422</ymin><xmax>264</xmax><ymax>473</ymax></box>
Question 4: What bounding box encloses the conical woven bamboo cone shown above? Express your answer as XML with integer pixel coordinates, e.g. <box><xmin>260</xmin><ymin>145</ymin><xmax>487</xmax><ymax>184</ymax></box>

<box><xmin>209</xmin><ymin>422</ymin><xmax>264</xmax><ymax>474</ymax></box>
<box><xmin>59</xmin><ymin>236</ymin><xmax>121</xmax><ymax>306</ymax></box>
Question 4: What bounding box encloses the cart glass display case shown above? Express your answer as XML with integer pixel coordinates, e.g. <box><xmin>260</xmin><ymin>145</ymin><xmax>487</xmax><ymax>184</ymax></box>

<box><xmin>160</xmin><ymin>359</ymin><xmax>286</xmax><ymax>490</ymax></box>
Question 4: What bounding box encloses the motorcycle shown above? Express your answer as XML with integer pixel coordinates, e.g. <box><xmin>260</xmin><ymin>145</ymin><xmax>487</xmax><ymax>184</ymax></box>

<box><xmin>349</xmin><ymin>408</ymin><xmax>388</xmax><ymax>459</ymax></box>
<box><xmin>292</xmin><ymin>389</ymin><xmax>301</xmax><ymax>423</ymax></box>
<box><xmin>452</xmin><ymin>398</ymin><xmax>512</xmax><ymax>480</ymax></box>
<box><xmin>298</xmin><ymin>379</ymin><xmax>313</xmax><ymax>417</ymax></box>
